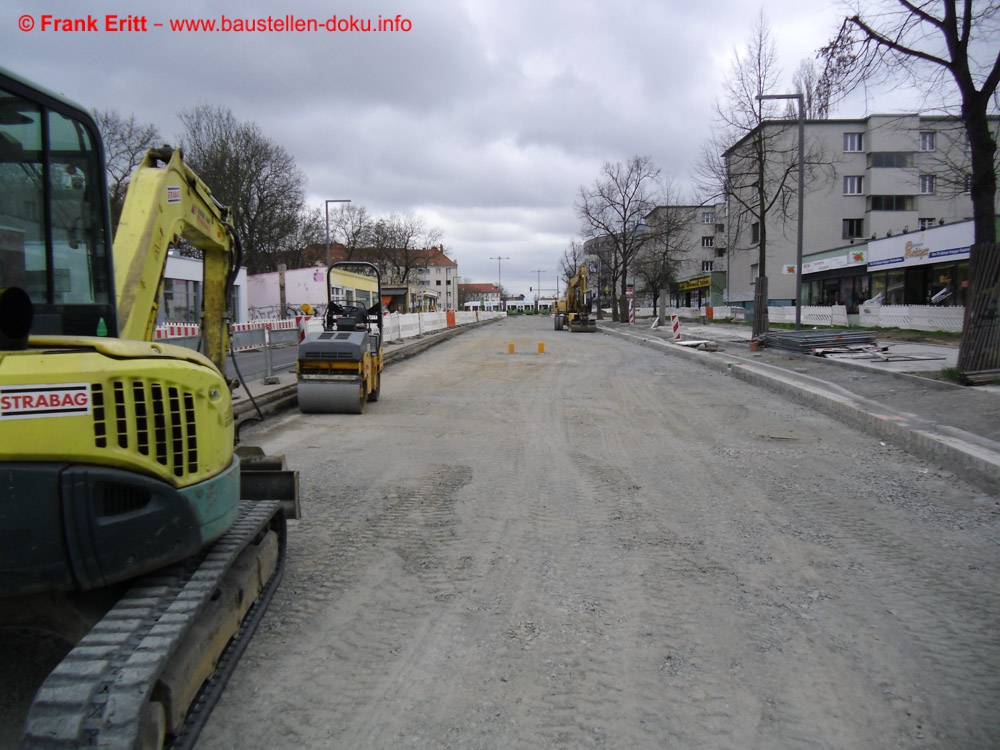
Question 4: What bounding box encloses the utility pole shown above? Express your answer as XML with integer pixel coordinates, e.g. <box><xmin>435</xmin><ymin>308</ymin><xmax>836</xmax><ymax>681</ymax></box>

<box><xmin>490</xmin><ymin>256</ymin><xmax>509</xmax><ymax>312</ymax></box>
<box><xmin>531</xmin><ymin>269</ymin><xmax>543</xmax><ymax>312</ymax></box>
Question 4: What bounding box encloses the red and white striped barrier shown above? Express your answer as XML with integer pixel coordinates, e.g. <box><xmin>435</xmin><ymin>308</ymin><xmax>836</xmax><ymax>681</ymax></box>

<box><xmin>155</xmin><ymin>323</ymin><xmax>200</xmax><ymax>339</ymax></box>
<box><xmin>670</xmin><ymin>314</ymin><xmax>680</xmax><ymax>340</ymax></box>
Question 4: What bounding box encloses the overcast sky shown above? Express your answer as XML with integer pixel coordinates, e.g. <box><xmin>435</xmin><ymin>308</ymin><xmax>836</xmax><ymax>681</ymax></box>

<box><xmin>6</xmin><ymin>0</ymin><xmax>901</xmax><ymax>298</ymax></box>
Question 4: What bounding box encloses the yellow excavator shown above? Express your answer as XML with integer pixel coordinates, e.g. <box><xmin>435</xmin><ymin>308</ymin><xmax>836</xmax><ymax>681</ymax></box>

<box><xmin>554</xmin><ymin>265</ymin><xmax>597</xmax><ymax>332</ymax></box>
<box><xmin>0</xmin><ymin>66</ymin><xmax>298</xmax><ymax>748</ymax></box>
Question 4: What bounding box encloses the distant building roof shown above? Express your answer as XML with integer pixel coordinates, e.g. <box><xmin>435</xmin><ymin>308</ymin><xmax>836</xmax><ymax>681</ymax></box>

<box><xmin>460</xmin><ymin>283</ymin><xmax>499</xmax><ymax>294</ymax></box>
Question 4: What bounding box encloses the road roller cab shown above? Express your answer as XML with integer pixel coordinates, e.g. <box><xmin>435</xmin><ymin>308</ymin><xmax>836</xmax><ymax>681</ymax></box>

<box><xmin>297</xmin><ymin>262</ymin><xmax>384</xmax><ymax>414</ymax></box>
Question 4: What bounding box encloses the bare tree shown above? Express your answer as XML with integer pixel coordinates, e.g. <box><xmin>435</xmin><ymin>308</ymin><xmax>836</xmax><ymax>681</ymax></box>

<box><xmin>789</xmin><ymin>59</ymin><xmax>831</xmax><ymax>119</ymax></box>
<box><xmin>331</xmin><ymin>203</ymin><xmax>371</xmax><ymax>259</ymax></box>
<box><xmin>634</xmin><ymin>198</ymin><xmax>698</xmax><ymax>316</ymax></box>
<box><xmin>818</xmin><ymin>0</ymin><xmax>1000</xmax><ymax>375</ymax></box>
<box><xmin>696</xmin><ymin>11</ymin><xmax>797</xmax><ymax>336</ymax></box>
<box><xmin>178</xmin><ymin>105</ymin><xmax>307</xmax><ymax>274</ymax></box>
<box><xmin>92</xmin><ymin>109</ymin><xmax>161</xmax><ymax>232</ymax></box>
<box><xmin>575</xmin><ymin>155</ymin><xmax>665</xmax><ymax>322</ymax></box>
<box><xmin>559</xmin><ymin>240</ymin><xmax>588</xmax><ymax>290</ymax></box>
<box><xmin>280</xmin><ymin>205</ymin><xmax>326</xmax><ymax>270</ymax></box>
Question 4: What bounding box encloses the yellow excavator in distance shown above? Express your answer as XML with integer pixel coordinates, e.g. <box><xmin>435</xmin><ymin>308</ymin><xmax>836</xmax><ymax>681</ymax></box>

<box><xmin>0</xmin><ymin>66</ymin><xmax>297</xmax><ymax>749</ymax></box>
<box><xmin>554</xmin><ymin>264</ymin><xmax>597</xmax><ymax>332</ymax></box>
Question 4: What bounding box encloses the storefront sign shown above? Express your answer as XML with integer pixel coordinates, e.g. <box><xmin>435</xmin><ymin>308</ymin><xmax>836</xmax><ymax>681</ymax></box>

<box><xmin>678</xmin><ymin>276</ymin><xmax>710</xmax><ymax>291</ymax></box>
<box><xmin>867</xmin><ymin>221</ymin><xmax>971</xmax><ymax>270</ymax></box>
<box><xmin>803</xmin><ymin>248</ymin><xmax>866</xmax><ymax>275</ymax></box>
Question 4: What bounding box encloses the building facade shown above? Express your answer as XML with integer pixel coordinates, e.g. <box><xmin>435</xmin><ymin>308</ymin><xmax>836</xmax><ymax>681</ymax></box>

<box><xmin>723</xmin><ymin>113</ymin><xmax>998</xmax><ymax>313</ymax></box>
<box><xmin>410</xmin><ymin>247</ymin><xmax>460</xmax><ymax>310</ymax></box>
<box><xmin>645</xmin><ymin>203</ymin><xmax>729</xmax><ymax>308</ymax></box>
<box><xmin>460</xmin><ymin>283</ymin><xmax>501</xmax><ymax>310</ymax></box>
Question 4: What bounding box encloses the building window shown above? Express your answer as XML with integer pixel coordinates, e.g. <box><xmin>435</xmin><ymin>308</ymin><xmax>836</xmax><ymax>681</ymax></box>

<box><xmin>751</xmin><ymin>222</ymin><xmax>760</xmax><ymax>244</ymax></box>
<box><xmin>843</xmin><ymin>175</ymin><xmax>864</xmax><ymax>195</ymax></box>
<box><xmin>701</xmin><ymin>236</ymin><xmax>714</xmax><ymax>247</ymax></box>
<box><xmin>920</xmin><ymin>131</ymin><xmax>936</xmax><ymax>151</ymax></box>
<box><xmin>869</xmin><ymin>195</ymin><xmax>915</xmax><ymax>211</ymax></box>
<box><xmin>715</xmin><ymin>247</ymin><xmax>726</xmax><ymax>257</ymax></box>
<box><xmin>843</xmin><ymin>132</ymin><xmax>863</xmax><ymax>152</ymax></box>
<box><xmin>870</xmin><ymin>152</ymin><xmax>915</xmax><ymax>168</ymax></box>
<box><xmin>702</xmin><ymin>211</ymin><xmax>715</xmax><ymax>223</ymax></box>
<box><xmin>919</xmin><ymin>174</ymin><xmax>935</xmax><ymax>194</ymax></box>
<box><xmin>843</xmin><ymin>218</ymin><xmax>864</xmax><ymax>239</ymax></box>
<box><xmin>919</xmin><ymin>218</ymin><xmax>937</xmax><ymax>230</ymax></box>
<box><xmin>702</xmin><ymin>261</ymin><xmax>714</xmax><ymax>272</ymax></box>
<box><xmin>715</xmin><ymin>223</ymin><xmax>725</xmax><ymax>233</ymax></box>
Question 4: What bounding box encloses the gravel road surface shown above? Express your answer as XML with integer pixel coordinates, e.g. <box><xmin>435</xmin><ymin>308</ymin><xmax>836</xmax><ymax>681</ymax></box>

<box><xmin>196</xmin><ymin>315</ymin><xmax>998</xmax><ymax>749</ymax></box>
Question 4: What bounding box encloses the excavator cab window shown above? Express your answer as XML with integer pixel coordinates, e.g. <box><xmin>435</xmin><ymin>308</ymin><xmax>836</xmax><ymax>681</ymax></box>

<box><xmin>0</xmin><ymin>71</ymin><xmax>115</xmax><ymax>337</ymax></box>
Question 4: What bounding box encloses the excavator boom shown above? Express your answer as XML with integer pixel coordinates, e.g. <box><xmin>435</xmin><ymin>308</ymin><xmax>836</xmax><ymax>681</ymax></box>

<box><xmin>114</xmin><ymin>147</ymin><xmax>239</xmax><ymax>373</ymax></box>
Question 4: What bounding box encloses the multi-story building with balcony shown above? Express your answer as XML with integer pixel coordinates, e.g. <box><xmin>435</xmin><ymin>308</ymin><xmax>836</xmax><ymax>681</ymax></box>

<box><xmin>644</xmin><ymin>202</ymin><xmax>729</xmax><ymax>308</ymax></box>
<box><xmin>722</xmin><ymin>113</ymin><xmax>998</xmax><ymax>314</ymax></box>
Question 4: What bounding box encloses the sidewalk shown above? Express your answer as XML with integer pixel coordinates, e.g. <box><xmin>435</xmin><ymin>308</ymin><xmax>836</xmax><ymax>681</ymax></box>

<box><xmin>599</xmin><ymin>319</ymin><xmax>1000</xmax><ymax>495</ymax></box>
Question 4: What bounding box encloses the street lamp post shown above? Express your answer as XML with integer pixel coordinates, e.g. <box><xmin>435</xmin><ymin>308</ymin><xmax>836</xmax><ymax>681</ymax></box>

<box><xmin>490</xmin><ymin>256</ymin><xmax>509</xmax><ymax>312</ymax></box>
<box><xmin>324</xmin><ymin>199</ymin><xmax>352</xmax><ymax>268</ymax></box>
<box><xmin>756</xmin><ymin>92</ymin><xmax>805</xmax><ymax>330</ymax></box>
<box><xmin>531</xmin><ymin>269</ymin><xmax>543</xmax><ymax>312</ymax></box>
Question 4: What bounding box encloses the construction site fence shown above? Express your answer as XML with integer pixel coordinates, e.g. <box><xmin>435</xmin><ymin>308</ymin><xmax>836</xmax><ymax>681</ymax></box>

<box><xmin>655</xmin><ymin>305</ymin><xmax>964</xmax><ymax>333</ymax></box>
<box><xmin>153</xmin><ymin>310</ymin><xmax>505</xmax><ymax>351</ymax></box>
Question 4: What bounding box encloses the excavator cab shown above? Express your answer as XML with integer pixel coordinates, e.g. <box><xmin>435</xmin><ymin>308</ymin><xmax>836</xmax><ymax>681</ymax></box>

<box><xmin>0</xmin><ymin>68</ymin><xmax>116</xmax><ymax>343</ymax></box>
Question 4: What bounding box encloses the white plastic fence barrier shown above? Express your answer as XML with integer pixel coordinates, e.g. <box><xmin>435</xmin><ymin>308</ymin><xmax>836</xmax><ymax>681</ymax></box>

<box><xmin>155</xmin><ymin>310</ymin><xmax>505</xmax><ymax>349</ymax></box>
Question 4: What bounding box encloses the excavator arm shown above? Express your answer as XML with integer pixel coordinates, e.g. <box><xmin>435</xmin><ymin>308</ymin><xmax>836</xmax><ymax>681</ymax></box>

<box><xmin>113</xmin><ymin>147</ymin><xmax>239</xmax><ymax>373</ymax></box>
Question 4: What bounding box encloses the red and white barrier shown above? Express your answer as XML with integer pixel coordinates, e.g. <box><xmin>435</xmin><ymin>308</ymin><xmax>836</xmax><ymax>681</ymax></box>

<box><xmin>155</xmin><ymin>323</ymin><xmax>199</xmax><ymax>339</ymax></box>
<box><xmin>670</xmin><ymin>314</ymin><xmax>680</xmax><ymax>340</ymax></box>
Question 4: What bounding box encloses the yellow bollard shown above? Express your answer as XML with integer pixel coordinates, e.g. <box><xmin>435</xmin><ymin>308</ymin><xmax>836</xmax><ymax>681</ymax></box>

<box><xmin>508</xmin><ymin>343</ymin><xmax>515</xmax><ymax>354</ymax></box>
<box><xmin>538</xmin><ymin>342</ymin><xmax>545</xmax><ymax>354</ymax></box>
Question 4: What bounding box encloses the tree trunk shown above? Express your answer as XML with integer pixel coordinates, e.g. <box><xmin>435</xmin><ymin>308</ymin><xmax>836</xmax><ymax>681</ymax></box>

<box><xmin>957</xmin><ymin>242</ymin><xmax>1000</xmax><ymax>379</ymax></box>
<box><xmin>752</xmin><ymin>275</ymin><xmax>769</xmax><ymax>339</ymax></box>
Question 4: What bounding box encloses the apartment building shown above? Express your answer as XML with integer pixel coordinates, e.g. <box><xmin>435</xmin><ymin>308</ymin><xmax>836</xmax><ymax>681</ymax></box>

<box><xmin>410</xmin><ymin>246</ymin><xmax>460</xmax><ymax>310</ymax></box>
<box><xmin>644</xmin><ymin>203</ymin><xmax>729</xmax><ymax>308</ymax></box>
<box><xmin>459</xmin><ymin>283</ymin><xmax>501</xmax><ymax>311</ymax></box>
<box><xmin>723</xmin><ymin>113</ymin><xmax>998</xmax><ymax>312</ymax></box>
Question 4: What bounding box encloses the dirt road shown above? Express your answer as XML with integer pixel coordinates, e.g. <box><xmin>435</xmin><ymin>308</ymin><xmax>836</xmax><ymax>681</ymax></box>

<box><xmin>197</xmin><ymin>316</ymin><xmax>999</xmax><ymax>749</ymax></box>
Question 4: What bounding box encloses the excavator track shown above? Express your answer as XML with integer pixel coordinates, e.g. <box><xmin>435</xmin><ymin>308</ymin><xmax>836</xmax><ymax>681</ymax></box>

<box><xmin>21</xmin><ymin>501</ymin><xmax>285</xmax><ymax>750</ymax></box>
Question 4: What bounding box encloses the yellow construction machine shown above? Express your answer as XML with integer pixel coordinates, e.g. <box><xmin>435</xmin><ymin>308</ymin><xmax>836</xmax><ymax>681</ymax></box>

<box><xmin>297</xmin><ymin>261</ymin><xmax>384</xmax><ymax>414</ymax></box>
<box><xmin>554</xmin><ymin>264</ymin><xmax>597</xmax><ymax>332</ymax></box>
<box><xmin>0</xmin><ymin>66</ymin><xmax>298</xmax><ymax>749</ymax></box>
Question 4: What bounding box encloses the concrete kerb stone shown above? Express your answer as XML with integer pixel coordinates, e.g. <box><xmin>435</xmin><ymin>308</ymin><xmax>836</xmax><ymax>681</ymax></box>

<box><xmin>598</xmin><ymin>325</ymin><xmax>1000</xmax><ymax>495</ymax></box>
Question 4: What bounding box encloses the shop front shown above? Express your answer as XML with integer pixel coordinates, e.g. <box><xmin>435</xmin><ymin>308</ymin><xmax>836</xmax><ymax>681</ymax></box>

<box><xmin>671</xmin><ymin>271</ymin><xmax>726</xmax><ymax>309</ymax></box>
<box><xmin>802</xmin><ymin>219</ymin><xmax>976</xmax><ymax>313</ymax></box>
